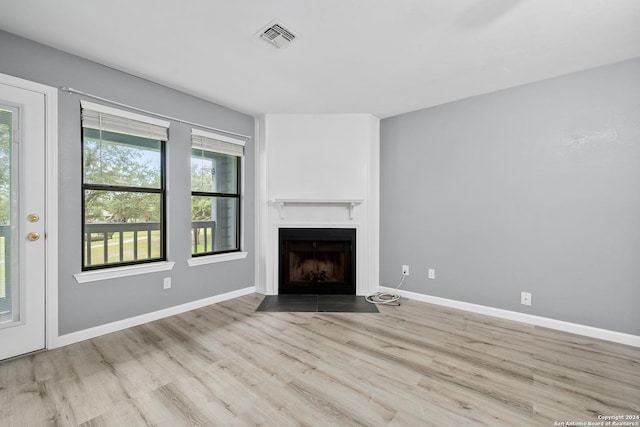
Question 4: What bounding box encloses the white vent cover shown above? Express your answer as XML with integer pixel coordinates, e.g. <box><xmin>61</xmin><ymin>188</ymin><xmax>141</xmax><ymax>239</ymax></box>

<box><xmin>257</xmin><ymin>19</ymin><xmax>298</xmax><ymax>48</ymax></box>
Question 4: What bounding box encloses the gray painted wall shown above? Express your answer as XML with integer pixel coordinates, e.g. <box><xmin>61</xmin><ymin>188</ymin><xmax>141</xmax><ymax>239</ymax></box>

<box><xmin>0</xmin><ymin>31</ymin><xmax>255</xmax><ymax>335</ymax></box>
<box><xmin>380</xmin><ymin>58</ymin><xmax>640</xmax><ymax>335</ymax></box>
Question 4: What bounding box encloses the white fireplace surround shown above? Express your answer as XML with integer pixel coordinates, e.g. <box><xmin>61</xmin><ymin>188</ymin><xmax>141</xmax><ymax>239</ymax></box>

<box><xmin>255</xmin><ymin>114</ymin><xmax>380</xmax><ymax>296</ymax></box>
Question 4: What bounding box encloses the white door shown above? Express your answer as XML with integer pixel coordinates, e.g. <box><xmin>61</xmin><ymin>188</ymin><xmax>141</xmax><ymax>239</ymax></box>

<box><xmin>0</xmin><ymin>83</ymin><xmax>46</xmax><ymax>360</ymax></box>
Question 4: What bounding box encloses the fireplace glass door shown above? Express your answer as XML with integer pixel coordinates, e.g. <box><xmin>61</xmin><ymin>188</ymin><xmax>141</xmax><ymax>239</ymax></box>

<box><xmin>279</xmin><ymin>228</ymin><xmax>355</xmax><ymax>295</ymax></box>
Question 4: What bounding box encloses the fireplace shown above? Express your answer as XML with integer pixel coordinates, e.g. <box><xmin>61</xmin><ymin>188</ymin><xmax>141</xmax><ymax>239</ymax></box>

<box><xmin>279</xmin><ymin>228</ymin><xmax>356</xmax><ymax>295</ymax></box>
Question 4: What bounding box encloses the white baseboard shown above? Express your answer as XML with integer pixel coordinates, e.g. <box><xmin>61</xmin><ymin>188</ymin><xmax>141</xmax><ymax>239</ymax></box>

<box><xmin>56</xmin><ymin>286</ymin><xmax>255</xmax><ymax>348</ymax></box>
<box><xmin>379</xmin><ymin>287</ymin><xmax>640</xmax><ymax>348</ymax></box>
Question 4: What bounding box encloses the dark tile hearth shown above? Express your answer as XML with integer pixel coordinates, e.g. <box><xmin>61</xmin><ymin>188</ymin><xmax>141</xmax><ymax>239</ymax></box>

<box><xmin>256</xmin><ymin>295</ymin><xmax>379</xmax><ymax>313</ymax></box>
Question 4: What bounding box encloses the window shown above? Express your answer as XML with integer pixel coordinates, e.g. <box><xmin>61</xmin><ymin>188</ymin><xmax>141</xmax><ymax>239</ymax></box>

<box><xmin>191</xmin><ymin>129</ymin><xmax>244</xmax><ymax>256</ymax></box>
<box><xmin>81</xmin><ymin>101</ymin><xmax>169</xmax><ymax>270</ymax></box>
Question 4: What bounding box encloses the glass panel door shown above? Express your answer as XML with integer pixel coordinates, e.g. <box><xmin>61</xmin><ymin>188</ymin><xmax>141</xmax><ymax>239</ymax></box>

<box><xmin>0</xmin><ymin>78</ymin><xmax>46</xmax><ymax>361</ymax></box>
<box><xmin>0</xmin><ymin>106</ymin><xmax>18</xmax><ymax>326</ymax></box>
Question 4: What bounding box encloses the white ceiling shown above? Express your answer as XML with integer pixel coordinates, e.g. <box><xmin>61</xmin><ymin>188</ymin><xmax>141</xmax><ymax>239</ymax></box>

<box><xmin>1</xmin><ymin>0</ymin><xmax>639</xmax><ymax>118</ymax></box>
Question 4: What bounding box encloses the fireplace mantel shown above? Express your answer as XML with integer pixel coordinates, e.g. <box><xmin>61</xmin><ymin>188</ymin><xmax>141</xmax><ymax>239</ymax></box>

<box><xmin>271</xmin><ymin>199</ymin><xmax>364</xmax><ymax>220</ymax></box>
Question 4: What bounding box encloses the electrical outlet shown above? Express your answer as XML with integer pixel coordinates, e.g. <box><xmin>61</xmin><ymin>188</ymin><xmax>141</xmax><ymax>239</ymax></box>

<box><xmin>428</xmin><ymin>269</ymin><xmax>435</xmax><ymax>279</ymax></box>
<box><xmin>521</xmin><ymin>291</ymin><xmax>531</xmax><ymax>306</ymax></box>
<box><xmin>402</xmin><ymin>265</ymin><xmax>410</xmax><ymax>276</ymax></box>
<box><xmin>163</xmin><ymin>277</ymin><xmax>171</xmax><ymax>290</ymax></box>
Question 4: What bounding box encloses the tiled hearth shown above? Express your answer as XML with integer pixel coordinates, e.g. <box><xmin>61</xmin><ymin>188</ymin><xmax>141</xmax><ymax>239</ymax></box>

<box><xmin>256</xmin><ymin>295</ymin><xmax>379</xmax><ymax>313</ymax></box>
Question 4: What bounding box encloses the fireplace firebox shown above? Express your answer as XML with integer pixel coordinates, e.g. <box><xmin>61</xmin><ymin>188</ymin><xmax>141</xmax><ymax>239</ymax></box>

<box><xmin>279</xmin><ymin>228</ymin><xmax>356</xmax><ymax>295</ymax></box>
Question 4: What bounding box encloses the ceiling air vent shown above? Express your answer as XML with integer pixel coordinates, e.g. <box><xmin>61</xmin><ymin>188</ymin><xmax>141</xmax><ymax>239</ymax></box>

<box><xmin>258</xmin><ymin>19</ymin><xmax>298</xmax><ymax>48</ymax></box>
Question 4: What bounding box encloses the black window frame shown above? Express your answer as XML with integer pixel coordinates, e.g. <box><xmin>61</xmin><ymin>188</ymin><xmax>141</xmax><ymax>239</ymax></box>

<box><xmin>191</xmin><ymin>147</ymin><xmax>242</xmax><ymax>257</ymax></box>
<box><xmin>81</xmin><ymin>127</ymin><xmax>167</xmax><ymax>271</ymax></box>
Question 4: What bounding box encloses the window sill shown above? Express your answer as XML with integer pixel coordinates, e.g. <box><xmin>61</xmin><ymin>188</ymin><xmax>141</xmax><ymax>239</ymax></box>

<box><xmin>187</xmin><ymin>251</ymin><xmax>248</xmax><ymax>267</ymax></box>
<box><xmin>74</xmin><ymin>261</ymin><xmax>176</xmax><ymax>284</ymax></box>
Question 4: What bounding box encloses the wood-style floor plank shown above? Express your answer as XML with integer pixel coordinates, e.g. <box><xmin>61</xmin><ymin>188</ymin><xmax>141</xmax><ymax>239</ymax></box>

<box><xmin>1</xmin><ymin>293</ymin><xmax>638</xmax><ymax>426</ymax></box>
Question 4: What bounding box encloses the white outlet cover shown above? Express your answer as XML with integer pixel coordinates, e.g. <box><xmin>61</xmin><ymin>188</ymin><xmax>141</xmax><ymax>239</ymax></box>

<box><xmin>521</xmin><ymin>292</ymin><xmax>531</xmax><ymax>306</ymax></box>
<box><xmin>428</xmin><ymin>269</ymin><xmax>435</xmax><ymax>279</ymax></box>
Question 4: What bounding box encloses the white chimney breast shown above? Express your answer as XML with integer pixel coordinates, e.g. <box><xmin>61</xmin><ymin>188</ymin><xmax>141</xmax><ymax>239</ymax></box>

<box><xmin>256</xmin><ymin>114</ymin><xmax>380</xmax><ymax>296</ymax></box>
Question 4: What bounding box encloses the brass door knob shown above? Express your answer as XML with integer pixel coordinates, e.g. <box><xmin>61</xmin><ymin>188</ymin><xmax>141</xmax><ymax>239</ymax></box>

<box><xmin>27</xmin><ymin>232</ymin><xmax>40</xmax><ymax>241</ymax></box>
<box><xmin>27</xmin><ymin>214</ymin><xmax>40</xmax><ymax>223</ymax></box>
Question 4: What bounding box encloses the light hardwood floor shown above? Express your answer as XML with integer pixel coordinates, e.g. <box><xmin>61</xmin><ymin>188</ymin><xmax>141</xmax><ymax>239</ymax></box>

<box><xmin>1</xmin><ymin>293</ymin><xmax>638</xmax><ymax>426</ymax></box>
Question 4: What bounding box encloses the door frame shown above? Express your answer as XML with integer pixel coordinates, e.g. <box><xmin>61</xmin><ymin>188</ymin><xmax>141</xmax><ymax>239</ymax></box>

<box><xmin>0</xmin><ymin>72</ymin><xmax>58</xmax><ymax>351</ymax></box>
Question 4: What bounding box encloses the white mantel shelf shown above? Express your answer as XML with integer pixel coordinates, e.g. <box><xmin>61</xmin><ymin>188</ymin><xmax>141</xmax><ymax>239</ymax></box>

<box><xmin>271</xmin><ymin>199</ymin><xmax>364</xmax><ymax>220</ymax></box>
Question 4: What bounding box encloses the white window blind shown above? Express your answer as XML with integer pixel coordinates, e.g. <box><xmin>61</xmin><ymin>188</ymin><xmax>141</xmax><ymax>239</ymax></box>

<box><xmin>191</xmin><ymin>128</ymin><xmax>245</xmax><ymax>157</ymax></box>
<box><xmin>81</xmin><ymin>100</ymin><xmax>169</xmax><ymax>141</ymax></box>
